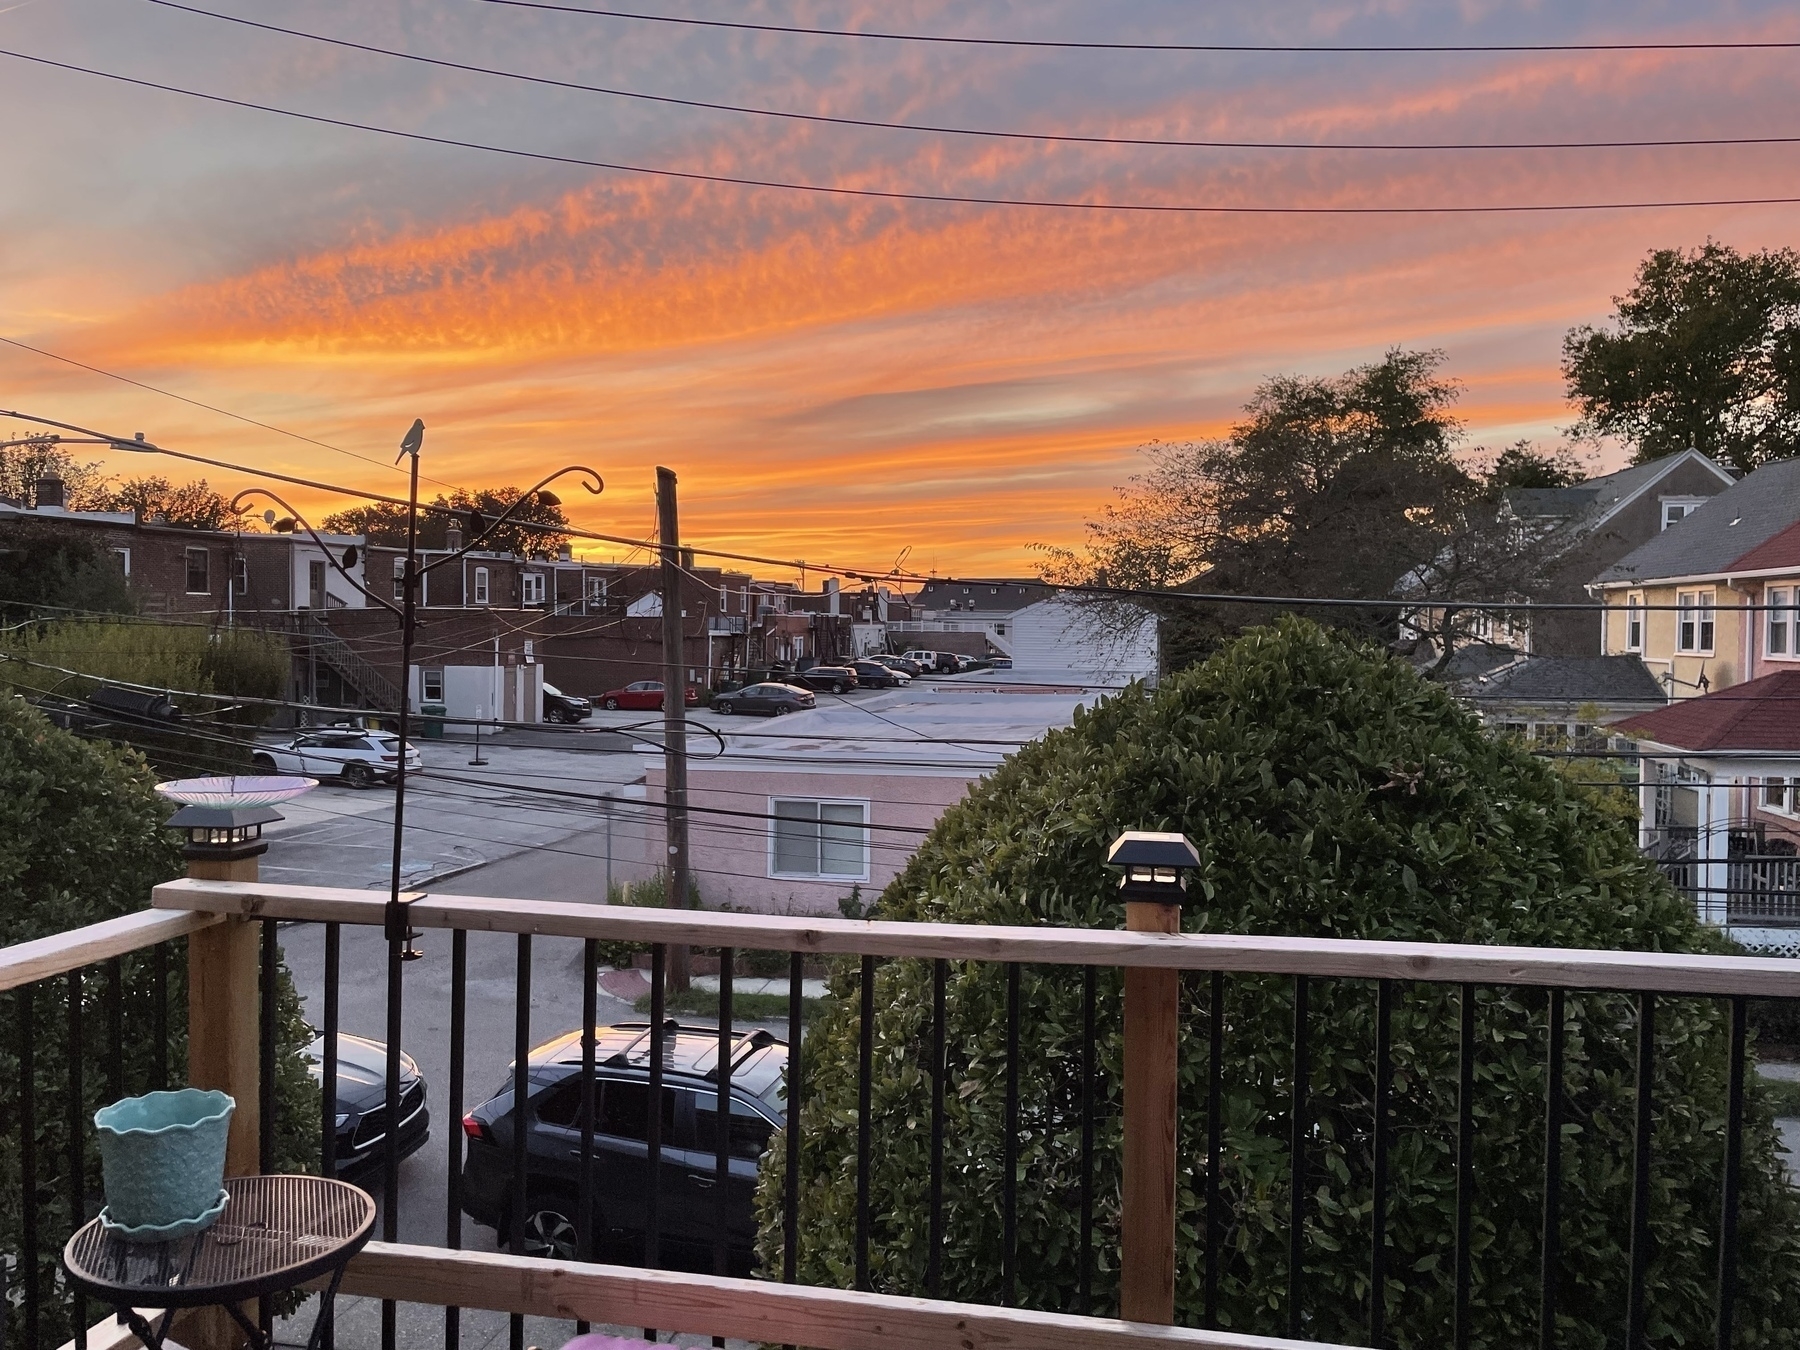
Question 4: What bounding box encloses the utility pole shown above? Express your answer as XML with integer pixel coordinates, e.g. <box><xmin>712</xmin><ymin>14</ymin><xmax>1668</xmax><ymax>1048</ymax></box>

<box><xmin>657</xmin><ymin>466</ymin><xmax>692</xmax><ymax>993</ymax></box>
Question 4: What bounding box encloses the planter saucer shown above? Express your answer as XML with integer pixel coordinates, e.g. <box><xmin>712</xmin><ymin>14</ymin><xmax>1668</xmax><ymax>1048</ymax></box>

<box><xmin>98</xmin><ymin>1189</ymin><xmax>230</xmax><ymax>1244</ymax></box>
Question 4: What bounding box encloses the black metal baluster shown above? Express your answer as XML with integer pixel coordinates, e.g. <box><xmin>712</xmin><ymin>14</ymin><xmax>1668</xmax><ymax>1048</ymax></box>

<box><xmin>1003</xmin><ymin>961</ymin><xmax>1020</xmax><ymax>1308</ymax></box>
<box><xmin>1716</xmin><ymin>995</ymin><xmax>1746</xmax><ymax>1350</ymax></box>
<box><xmin>1370</xmin><ymin>979</ymin><xmax>1393</xmax><ymax>1349</ymax></box>
<box><xmin>1080</xmin><ymin>964</ymin><xmax>1097</xmax><ymax>1319</ymax></box>
<box><xmin>1626</xmin><ymin>992</ymin><xmax>1656</xmax><ymax>1350</ymax></box>
<box><xmin>1540</xmin><ymin>988</ymin><xmax>1564</xmax><ymax>1350</ymax></box>
<box><xmin>260</xmin><ymin>919</ymin><xmax>276</xmax><ymax>1175</ymax></box>
<box><xmin>511</xmin><ymin>934</ymin><xmax>532</xmax><ymax>1350</ymax></box>
<box><xmin>1289</xmin><ymin>974</ymin><xmax>1308</xmax><ymax>1340</ymax></box>
<box><xmin>575</xmin><ymin>937</ymin><xmax>597</xmax><ymax>1338</ymax></box>
<box><xmin>856</xmin><ymin>954</ymin><xmax>875</xmax><ymax>1292</ymax></box>
<box><xmin>446</xmin><ymin>928</ymin><xmax>468</xmax><ymax>1350</ymax></box>
<box><xmin>1453</xmin><ymin>984</ymin><xmax>1476</xmax><ymax>1350</ymax></box>
<box><xmin>382</xmin><ymin>916</ymin><xmax>405</xmax><ymax>1350</ymax></box>
<box><xmin>105</xmin><ymin>957</ymin><xmax>123</xmax><ymax>1104</ymax></box>
<box><xmin>152</xmin><ymin>941</ymin><xmax>168</xmax><ymax>1093</ymax></box>
<box><xmin>929</xmin><ymin>958</ymin><xmax>947</xmax><ymax>1301</ymax></box>
<box><xmin>645</xmin><ymin>943</ymin><xmax>666</xmax><ymax>1341</ymax></box>
<box><xmin>712</xmin><ymin>948</ymin><xmax>734</xmax><ymax>1348</ymax></box>
<box><xmin>322</xmin><ymin>923</ymin><xmax>340</xmax><ymax>1187</ymax></box>
<box><xmin>1204</xmin><ymin>969</ymin><xmax>1224</xmax><ymax>1330</ymax></box>
<box><xmin>67</xmin><ymin>967</ymin><xmax>85</xmax><ymax>1349</ymax></box>
<box><xmin>782</xmin><ymin>949</ymin><xmax>803</xmax><ymax>1350</ymax></box>
<box><xmin>19</xmin><ymin>984</ymin><xmax>38</xmax><ymax>1350</ymax></box>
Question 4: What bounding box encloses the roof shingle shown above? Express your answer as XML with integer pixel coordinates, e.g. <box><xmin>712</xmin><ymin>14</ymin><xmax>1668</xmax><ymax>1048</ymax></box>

<box><xmin>1611</xmin><ymin>669</ymin><xmax>1800</xmax><ymax>752</ymax></box>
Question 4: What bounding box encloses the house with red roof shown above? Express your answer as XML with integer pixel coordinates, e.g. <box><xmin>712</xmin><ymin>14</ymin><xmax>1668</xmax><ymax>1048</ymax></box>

<box><xmin>1612</xmin><ymin>669</ymin><xmax>1800</xmax><ymax>945</ymax></box>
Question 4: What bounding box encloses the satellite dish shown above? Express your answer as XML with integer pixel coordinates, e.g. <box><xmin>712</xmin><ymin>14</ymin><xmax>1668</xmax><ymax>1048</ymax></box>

<box><xmin>341</xmin><ymin>546</ymin><xmax>359</xmax><ymax>570</ymax></box>
<box><xmin>263</xmin><ymin>509</ymin><xmax>276</xmax><ymax>525</ymax></box>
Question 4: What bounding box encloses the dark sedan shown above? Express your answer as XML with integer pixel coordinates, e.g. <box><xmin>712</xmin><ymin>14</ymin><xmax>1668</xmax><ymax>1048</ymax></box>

<box><xmin>713</xmin><ymin>682</ymin><xmax>815</xmax><ymax>716</ymax></box>
<box><xmin>793</xmin><ymin>666</ymin><xmax>859</xmax><ymax>694</ymax></box>
<box><xmin>849</xmin><ymin>660</ymin><xmax>907</xmax><ymax>689</ymax></box>
<box><xmin>870</xmin><ymin>655</ymin><xmax>924</xmax><ymax>678</ymax></box>
<box><xmin>305</xmin><ymin>1032</ymin><xmax>431</xmax><ymax>1181</ymax></box>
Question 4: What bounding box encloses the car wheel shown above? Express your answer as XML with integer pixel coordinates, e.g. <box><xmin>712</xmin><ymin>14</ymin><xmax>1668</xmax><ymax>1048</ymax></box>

<box><xmin>773</xmin><ymin>704</ymin><xmax>790</xmax><ymax>715</ymax></box>
<box><xmin>603</xmin><ymin>698</ymin><xmax>619</xmax><ymax>711</ymax></box>
<box><xmin>717</xmin><ymin>701</ymin><xmax>734</xmax><ymax>715</ymax></box>
<box><xmin>250</xmin><ymin>753</ymin><xmax>276</xmax><ymax>772</ymax></box>
<box><xmin>343</xmin><ymin>762</ymin><xmax>376</xmax><ymax>790</ymax></box>
<box><xmin>514</xmin><ymin>1190</ymin><xmax>582</xmax><ymax>1261</ymax></box>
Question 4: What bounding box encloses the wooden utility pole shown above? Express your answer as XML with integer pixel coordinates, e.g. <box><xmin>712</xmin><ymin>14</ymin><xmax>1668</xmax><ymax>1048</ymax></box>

<box><xmin>657</xmin><ymin>466</ymin><xmax>693</xmax><ymax>992</ymax></box>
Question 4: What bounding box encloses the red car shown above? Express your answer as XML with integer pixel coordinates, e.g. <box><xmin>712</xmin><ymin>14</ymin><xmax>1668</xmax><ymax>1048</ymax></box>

<box><xmin>598</xmin><ymin>680</ymin><xmax>700</xmax><ymax>711</ymax></box>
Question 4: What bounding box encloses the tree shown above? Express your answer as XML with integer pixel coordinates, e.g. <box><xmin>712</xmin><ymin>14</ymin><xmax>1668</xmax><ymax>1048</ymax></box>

<box><xmin>106</xmin><ymin>476</ymin><xmax>249</xmax><ymax>531</ymax></box>
<box><xmin>1480</xmin><ymin>440</ymin><xmax>1585</xmax><ymax>491</ymax></box>
<box><xmin>0</xmin><ymin>528</ymin><xmax>135</xmax><ymax>617</ymax></box>
<box><xmin>1563</xmin><ymin>241</ymin><xmax>1800</xmax><ymax>474</ymax></box>
<box><xmin>759</xmin><ymin>619</ymin><xmax>1800</xmax><ymax>1347</ymax></box>
<box><xmin>323</xmin><ymin>486</ymin><xmax>570</xmax><ymax>559</ymax></box>
<box><xmin>0</xmin><ymin>697</ymin><xmax>318</xmax><ymax>1347</ymax></box>
<box><xmin>0</xmin><ymin>437</ymin><xmax>111</xmax><ymax>509</ymax></box>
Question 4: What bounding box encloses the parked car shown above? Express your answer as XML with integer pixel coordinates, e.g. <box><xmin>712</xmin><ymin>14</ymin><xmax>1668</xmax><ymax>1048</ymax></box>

<box><xmin>460</xmin><ymin>1021</ymin><xmax>787</xmax><ymax>1273</ymax></box>
<box><xmin>869</xmin><ymin>654</ymin><xmax>924</xmax><ymax>678</ymax></box>
<box><xmin>849</xmin><ymin>660</ymin><xmax>907</xmax><ymax>688</ymax></box>
<box><xmin>251</xmin><ymin>730</ymin><xmax>421</xmax><ymax>788</ymax></box>
<box><xmin>305</xmin><ymin>1032</ymin><xmax>430</xmax><ymax>1181</ymax></box>
<box><xmin>598</xmin><ymin>681</ymin><xmax>700</xmax><ymax>712</ymax></box>
<box><xmin>991</xmin><ymin>656</ymin><xmax>1014</xmax><ymax>669</ymax></box>
<box><xmin>793</xmin><ymin>666</ymin><xmax>859</xmax><ymax>694</ymax></box>
<box><xmin>900</xmin><ymin>650</ymin><xmax>960</xmax><ymax>673</ymax></box>
<box><xmin>712</xmin><ymin>683</ymin><xmax>816</xmax><ymax>716</ymax></box>
<box><xmin>542</xmin><ymin>682</ymin><xmax>592</xmax><ymax>724</ymax></box>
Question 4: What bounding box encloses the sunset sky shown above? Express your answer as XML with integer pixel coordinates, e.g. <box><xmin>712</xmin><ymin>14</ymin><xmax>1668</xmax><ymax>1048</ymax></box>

<box><xmin>3</xmin><ymin>0</ymin><xmax>1797</xmax><ymax>579</ymax></box>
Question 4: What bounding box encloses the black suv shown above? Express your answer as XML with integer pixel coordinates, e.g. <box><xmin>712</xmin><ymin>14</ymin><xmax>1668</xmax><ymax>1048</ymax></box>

<box><xmin>460</xmin><ymin>1021</ymin><xmax>787</xmax><ymax>1273</ymax></box>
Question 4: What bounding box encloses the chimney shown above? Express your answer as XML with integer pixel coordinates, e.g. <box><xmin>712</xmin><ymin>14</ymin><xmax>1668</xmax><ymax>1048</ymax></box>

<box><xmin>33</xmin><ymin>476</ymin><xmax>64</xmax><ymax>510</ymax></box>
<box><xmin>826</xmin><ymin>576</ymin><xmax>840</xmax><ymax>617</ymax></box>
<box><xmin>558</xmin><ymin>543</ymin><xmax>573</xmax><ymax>562</ymax></box>
<box><xmin>445</xmin><ymin>523</ymin><xmax>463</xmax><ymax>550</ymax></box>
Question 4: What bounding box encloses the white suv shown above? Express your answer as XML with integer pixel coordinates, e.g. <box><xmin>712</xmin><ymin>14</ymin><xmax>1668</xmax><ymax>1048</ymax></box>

<box><xmin>901</xmin><ymin>650</ymin><xmax>959</xmax><ymax>673</ymax></box>
<box><xmin>252</xmin><ymin>729</ymin><xmax>422</xmax><ymax>788</ymax></box>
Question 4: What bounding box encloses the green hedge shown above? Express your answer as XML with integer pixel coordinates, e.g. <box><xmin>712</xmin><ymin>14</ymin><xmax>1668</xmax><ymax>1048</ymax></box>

<box><xmin>755</xmin><ymin>619</ymin><xmax>1800</xmax><ymax>1347</ymax></box>
<box><xmin>0</xmin><ymin>696</ymin><xmax>318</xmax><ymax>1346</ymax></box>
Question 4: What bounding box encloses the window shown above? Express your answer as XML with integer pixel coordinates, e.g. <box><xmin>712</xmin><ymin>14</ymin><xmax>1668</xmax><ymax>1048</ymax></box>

<box><xmin>521</xmin><ymin>573</ymin><xmax>545</xmax><ymax>605</ymax></box>
<box><xmin>185</xmin><ymin>547</ymin><xmax>209</xmax><ymax>594</ymax></box>
<box><xmin>1765</xmin><ymin>778</ymin><xmax>1789</xmax><ymax>812</ymax></box>
<box><xmin>473</xmin><ymin>567</ymin><xmax>490</xmax><ymax>605</ymax></box>
<box><xmin>692</xmin><ymin>1095</ymin><xmax>775</xmax><ymax>1162</ymax></box>
<box><xmin>1662</xmin><ymin>498</ymin><xmax>1704</xmax><ymax>530</ymax></box>
<box><xmin>598</xmin><ymin>1081</ymin><xmax>676</xmax><ymax>1140</ymax></box>
<box><xmin>1677</xmin><ymin>590</ymin><xmax>1715</xmax><ymax>652</ymax></box>
<box><xmin>586</xmin><ymin>576</ymin><xmax>606</xmax><ymax>603</ymax></box>
<box><xmin>1625</xmin><ymin>594</ymin><xmax>1643</xmax><ymax>652</ymax></box>
<box><xmin>1769</xmin><ymin>588</ymin><xmax>1794</xmax><ymax>657</ymax></box>
<box><xmin>111</xmin><ymin>547</ymin><xmax>130</xmax><ymax>577</ymax></box>
<box><xmin>231</xmin><ymin>555</ymin><xmax>248</xmax><ymax>596</ymax></box>
<box><xmin>308</xmin><ymin>559</ymin><xmax>326</xmax><ymax>610</ymax></box>
<box><xmin>422</xmin><ymin>669</ymin><xmax>444</xmax><ymax>702</ymax></box>
<box><xmin>393</xmin><ymin>556</ymin><xmax>407</xmax><ymax>601</ymax></box>
<box><xmin>770</xmin><ymin>799</ymin><xmax>868</xmax><ymax>879</ymax></box>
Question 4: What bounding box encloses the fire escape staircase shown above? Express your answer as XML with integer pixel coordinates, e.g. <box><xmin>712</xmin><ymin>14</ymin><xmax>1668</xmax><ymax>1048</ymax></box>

<box><xmin>301</xmin><ymin>613</ymin><xmax>401</xmax><ymax>711</ymax></box>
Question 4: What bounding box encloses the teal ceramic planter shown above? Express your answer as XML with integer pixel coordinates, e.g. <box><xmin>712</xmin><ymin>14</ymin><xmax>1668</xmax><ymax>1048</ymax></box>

<box><xmin>94</xmin><ymin>1089</ymin><xmax>235</xmax><ymax>1241</ymax></box>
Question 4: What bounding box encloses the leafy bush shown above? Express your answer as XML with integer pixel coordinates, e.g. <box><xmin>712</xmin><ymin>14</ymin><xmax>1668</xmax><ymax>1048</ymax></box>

<box><xmin>757</xmin><ymin>619</ymin><xmax>1800</xmax><ymax>1347</ymax></box>
<box><xmin>0</xmin><ymin>696</ymin><xmax>317</xmax><ymax>1346</ymax></box>
<box><xmin>592</xmin><ymin>870</ymin><xmax>702</xmax><ymax>971</ymax></box>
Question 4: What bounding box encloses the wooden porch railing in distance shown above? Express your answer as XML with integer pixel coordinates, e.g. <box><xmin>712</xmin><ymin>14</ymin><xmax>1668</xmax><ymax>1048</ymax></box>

<box><xmin>330</xmin><ymin>1242</ymin><xmax>1318</xmax><ymax>1350</ymax></box>
<box><xmin>153</xmin><ymin>876</ymin><xmax>1800</xmax><ymax>996</ymax></box>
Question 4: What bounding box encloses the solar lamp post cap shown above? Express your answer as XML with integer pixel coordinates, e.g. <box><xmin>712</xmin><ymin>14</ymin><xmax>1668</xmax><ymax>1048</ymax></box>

<box><xmin>1108</xmin><ymin>830</ymin><xmax>1201</xmax><ymax>905</ymax></box>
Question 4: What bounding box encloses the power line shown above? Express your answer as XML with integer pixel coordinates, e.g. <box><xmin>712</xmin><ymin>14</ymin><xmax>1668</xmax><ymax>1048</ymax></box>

<box><xmin>0</xmin><ymin>334</ymin><xmax>468</xmax><ymax>494</ymax></box>
<box><xmin>477</xmin><ymin>2</ymin><xmax>1800</xmax><ymax>55</ymax></box>
<box><xmin>141</xmin><ymin>1</ymin><xmax>1800</xmax><ymax>154</ymax></box>
<box><xmin>7</xmin><ymin>47</ymin><xmax>1800</xmax><ymax>216</ymax></box>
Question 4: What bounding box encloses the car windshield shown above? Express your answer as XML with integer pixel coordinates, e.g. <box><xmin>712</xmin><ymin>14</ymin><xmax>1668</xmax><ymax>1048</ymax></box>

<box><xmin>543</xmin><ymin>683</ymin><xmax>562</xmax><ymax>697</ymax></box>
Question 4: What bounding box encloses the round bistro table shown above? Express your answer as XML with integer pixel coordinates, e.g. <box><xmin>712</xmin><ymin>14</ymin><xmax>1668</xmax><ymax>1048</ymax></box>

<box><xmin>63</xmin><ymin>1174</ymin><xmax>376</xmax><ymax>1350</ymax></box>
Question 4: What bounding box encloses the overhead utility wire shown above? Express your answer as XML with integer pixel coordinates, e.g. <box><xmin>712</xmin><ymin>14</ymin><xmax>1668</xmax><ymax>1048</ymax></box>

<box><xmin>0</xmin><ymin>334</ymin><xmax>468</xmax><ymax>494</ymax></box>
<box><xmin>6</xmin><ymin>49</ymin><xmax>1800</xmax><ymax>216</ymax></box>
<box><xmin>141</xmin><ymin>2</ymin><xmax>1800</xmax><ymax>154</ymax></box>
<box><xmin>478</xmin><ymin>2</ymin><xmax>1800</xmax><ymax>54</ymax></box>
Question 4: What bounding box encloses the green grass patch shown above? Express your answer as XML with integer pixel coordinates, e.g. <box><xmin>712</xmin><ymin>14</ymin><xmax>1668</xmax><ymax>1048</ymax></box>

<box><xmin>634</xmin><ymin>987</ymin><xmax>826</xmax><ymax>1026</ymax></box>
<box><xmin>1759</xmin><ymin>1074</ymin><xmax>1800</xmax><ymax>1118</ymax></box>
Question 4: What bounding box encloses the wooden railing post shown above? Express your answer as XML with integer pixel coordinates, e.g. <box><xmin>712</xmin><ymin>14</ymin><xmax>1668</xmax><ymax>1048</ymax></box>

<box><xmin>1111</xmin><ymin>831</ymin><xmax>1201</xmax><ymax>1326</ymax></box>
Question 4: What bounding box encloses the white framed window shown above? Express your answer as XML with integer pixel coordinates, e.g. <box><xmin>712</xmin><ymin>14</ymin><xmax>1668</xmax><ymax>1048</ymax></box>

<box><xmin>473</xmin><ymin>566</ymin><xmax>490</xmax><ymax>605</ymax></box>
<box><xmin>586</xmin><ymin>576</ymin><xmax>606</xmax><ymax>602</ymax></box>
<box><xmin>231</xmin><ymin>555</ymin><xmax>248</xmax><ymax>597</ymax></box>
<box><xmin>1768</xmin><ymin>587</ymin><xmax>1794</xmax><ymax>658</ymax></box>
<box><xmin>769</xmin><ymin>799</ymin><xmax>869</xmax><ymax>879</ymax></box>
<box><xmin>1765</xmin><ymin>777</ymin><xmax>1792</xmax><ymax>815</ymax></box>
<box><xmin>185</xmin><ymin>547</ymin><xmax>209</xmax><ymax>595</ymax></box>
<box><xmin>1677</xmin><ymin>590</ymin><xmax>1715</xmax><ymax>653</ymax></box>
<box><xmin>392</xmin><ymin>556</ymin><xmax>407</xmax><ymax>600</ymax></box>
<box><xmin>1625</xmin><ymin>594</ymin><xmax>1644</xmax><ymax>652</ymax></box>
<box><xmin>112</xmin><ymin>547</ymin><xmax>130</xmax><ymax>577</ymax></box>
<box><xmin>521</xmin><ymin>573</ymin><xmax>545</xmax><ymax>605</ymax></box>
<box><xmin>422</xmin><ymin>669</ymin><xmax>444</xmax><ymax>702</ymax></box>
<box><xmin>1661</xmin><ymin>498</ymin><xmax>1705</xmax><ymax>530</ymax></box>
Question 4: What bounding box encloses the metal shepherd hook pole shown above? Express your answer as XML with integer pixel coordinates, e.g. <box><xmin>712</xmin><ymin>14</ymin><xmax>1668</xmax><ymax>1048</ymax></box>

<box><xmin>382</xmin><ymin>416</ymin><xmax>425</xmax><ymax>1350</ymax></box>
